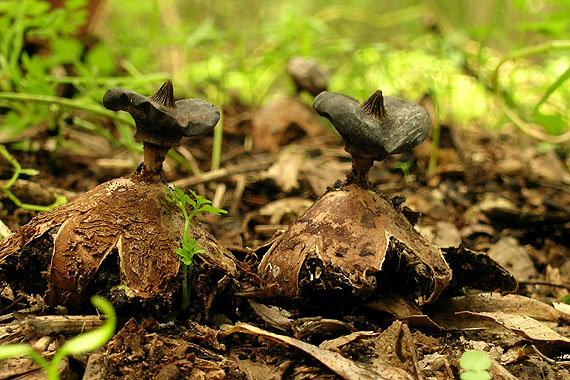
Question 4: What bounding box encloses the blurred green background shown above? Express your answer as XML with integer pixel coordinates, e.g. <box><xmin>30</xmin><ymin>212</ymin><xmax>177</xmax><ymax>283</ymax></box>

<box><xmin>1</xmin><ymin>0</ymin><xmax>569</xmax><ymax>150</ymax></box>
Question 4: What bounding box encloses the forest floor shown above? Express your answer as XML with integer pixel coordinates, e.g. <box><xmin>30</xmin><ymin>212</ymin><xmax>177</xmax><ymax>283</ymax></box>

<box><xmin>1</xmin><ymin>94</ymin><xmax>570</xmax><ymax>380</ymax></box>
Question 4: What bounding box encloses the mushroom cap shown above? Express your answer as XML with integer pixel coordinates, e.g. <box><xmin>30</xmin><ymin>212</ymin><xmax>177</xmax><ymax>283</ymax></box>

<box><xmin>286</xmin><ymin>56</ymin><xmax>328</xmax><ymax>97</ymax></box>
<box><xmin>313</xmin><ymin>91</ymin><xmax>430</xmax><ymax>160</ymax></box>
<box><xmin>103</xmin><ymin>81</ymin><xmax>220</xmax><ymax>147</ymax></box>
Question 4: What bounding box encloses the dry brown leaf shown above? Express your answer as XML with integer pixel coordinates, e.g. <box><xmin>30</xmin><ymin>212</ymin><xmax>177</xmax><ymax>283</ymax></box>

<box><xmin>252</xmin><ymin>97</ymin><xmax>325</xmax><ymax>154</ymax></box>
<box><xmin>486</xmin><ymin>237</ymin><xmax>537</xmax><ymax>282</ymax></box>
<box><xmin>224</xmin><ymin>323</ymin><xmax>413</xmax><ymax>380</ymax></box>
<box><xmin>235</xmin><ymin>358</ymin><xmax>288</xmax><ymax>380</ymax></box>
<box><xmin>458</xmin><ymin>311</ymin><xmax>570</xmax><ymax>346</ymax></box>
<box><xmin>263</xmin><ymin>146</ymin><xmax>307</xmax><ymax>192</ymax></box>
<box><xmin>257</xmin><ymin>198</ymin><xmax>313</xmax><ymax>225</ymax></box>
<box><xmin>247</xmin><ymin>300</ymin><xmax>294</xmax><ymax>331</ymax></box>
<box><xmin>319</xmin><ymin>331</ymin><xmax>380</xmax><ymax>352</ymax></box>
<box><xmin>529</xmin><ymin>150</ymin><xmax>570</xmax><ymax>184</ymax></box>
<box><xmin>431</xmin><ymin>293</ymin><xmax>560</xmax><ymax>323</ymax></box>
<box><xmin>552</xmin><ymin>302</ymin><xmax>570</xmax><ymax>323</ymax></box>
<box><xmin>415</xmin><ymin>221</ymin><xmax>461</xmax><ymax>248</ymax></box>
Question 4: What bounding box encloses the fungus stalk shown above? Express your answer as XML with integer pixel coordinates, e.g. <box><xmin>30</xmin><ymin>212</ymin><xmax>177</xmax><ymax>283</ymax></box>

<box><xmin>142</xmin><ymin>142</ymin><xmax>170</xmax><ymax>178</ymax></box>
<box><xmin>347</xmin><ymin>91</ymin><xmax>388</xmax><ymax>185</ymax></box>
<box><xmin>347</xmin><ymin>91</ymin><xmax>389</xmax><ymax>185</ymax></box>
<box><xmin>348</xmin><ymin>156</ymin><xmax>375</xmax><ymax>186</ymax></box>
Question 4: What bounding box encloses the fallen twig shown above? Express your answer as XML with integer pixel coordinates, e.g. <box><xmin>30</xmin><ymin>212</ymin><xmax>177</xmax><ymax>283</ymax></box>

<box><xmin>171</xmin><ymin>156</ymin><xmax>273</xmax><ymax>188</ymax></box>
<box><xmin>519</xmin><ymin>280</ymin><xmax>570</xmax><ymax>290</ymax></box>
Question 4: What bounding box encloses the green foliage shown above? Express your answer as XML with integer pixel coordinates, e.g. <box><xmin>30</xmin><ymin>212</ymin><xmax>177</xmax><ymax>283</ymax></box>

<box><xmin>0</xmin><ymin>0</ymin><xmax>86</xmax><ymax>136</ymax></box>
<box><xmin>0</xmin><ymin>144</ymin><xmax>67</xmax><ymax>214</ymax></box>
<box><xmin>165</xmin><ymin>185</ymin><xmax>227</xmax><ymax>310</ymax></box>
<box><xmin>0</xmin><ymin>0</ymin><xmax>164</xmax><ymax>154</ymax></box>
<box><xmin>0</xmin><ymin>0</ymin><xmax>568</xmax><ymax>172</ymax></box>
<box><xmin>392</xmin><ymin>160</ymin><xmax>413</xmax><ymax>183</ymax></box>
<box><xmin>0</xmin><ymin>296</ymin><xmax>116</xmax><ymax>380</ymax></box>
<box><xmin>177</xmin><ymin>237</ymin><xmax>205</xmax><ymax>266</ymax></box>
<box><xmin>459</xmin><ymin>350</ymin><xmax>492</xmax><ymax>380</ymax></box>
<box><xmin>101</xmin><ymin>0</ymin><xmax>569</xmax><ymax>145</ymax></box>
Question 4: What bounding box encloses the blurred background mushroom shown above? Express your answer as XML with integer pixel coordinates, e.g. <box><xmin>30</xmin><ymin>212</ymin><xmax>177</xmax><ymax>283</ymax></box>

<box><xmin>286</xmin><ymin>56</ymin><xmax>329</xmax><ymax>97</ymax></box>
<box><xmin>251</xmin><ymin>57</ymin><xmax>330</xmax><ymax>154</ymax></box>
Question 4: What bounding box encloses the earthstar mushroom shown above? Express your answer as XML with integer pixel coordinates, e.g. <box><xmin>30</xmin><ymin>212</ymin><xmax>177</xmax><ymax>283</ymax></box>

<box><xmin>0</xmin><ymin>81</ymin><xmax>236</xmax><ymax>311</ymax></box>
<box><xmin>103</xmin><ymin>80</ymin><xmax>220</xmax><ymax>179</ymax></box>
<box><xmin>313</xmin><ymin>90</ymin><xmax>430</xmax><ymax>186</ymax></box>
<box><xmin>258</xmin><ymin>89</ymin><xmax>454</xmax><ymax>306</ymax></box>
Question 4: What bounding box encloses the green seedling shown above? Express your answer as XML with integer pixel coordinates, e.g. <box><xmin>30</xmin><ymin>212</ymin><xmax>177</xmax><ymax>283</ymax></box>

<box><xmin>426</xmin><ymin>86</ymin><xmax>441</xmax><ymax>176</ymax></box>
<box><xmin>165</xmin><ymin>185</ymin><xmax>227</xmax><ymax>310</ymax></box>
<box><xmin>0</xmin><ymin>144</ymin><xmax>67</xmax><ymax>213</ymax></box>
<box><xmin>392</xmin><ymin>160</ymin><xmax>413</xmax><ymax>184</ymax></box>
<box><xmin>459</xmin><ymin>350</ymin><xmax>492</xmax><ymax>380</ymax></box>
<box><xmin>0</xmin><ymin>296</ymin><xmax>116</xmax><ymax>380</ymax></box>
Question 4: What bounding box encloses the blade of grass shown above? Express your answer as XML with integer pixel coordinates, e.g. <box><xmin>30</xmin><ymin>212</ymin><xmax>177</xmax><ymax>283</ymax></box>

<box><xmin>491</xmin><ymin>40</ymin><xmax>570</xmax><ymax>91</ymax></box>
<box><xmin>44</xmin><ymin>73</ymin><xmax>169</xmax><ymax>85</ymax></box>
<box><xmin>0</xmin><ymin>92</ymin><xmax>133</xmax><ymax>125</ymax></box>
<box><xmin>210</xmin><ymin>114</ymin><xmax>223</xmax><ymax>171</ymax></box>
<box><xmin>534</xmin><ymin>64</ymin><xmax>570</xmax><ymax>112</ymax></box>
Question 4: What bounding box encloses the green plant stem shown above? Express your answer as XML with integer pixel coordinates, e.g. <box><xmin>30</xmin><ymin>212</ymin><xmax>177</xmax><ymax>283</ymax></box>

<box><xmin>0</xmin><ymin>296</ymin><xmax>115</xmax><ymax>380</ymax></box>
<box><xmin>427</xmin><ymin>88</ymin><xmax>441</xmax><ymax>176</ymax></box>
<box><xmin>0</xmin><ymin>92</ymin><xmax>133</xmax><ymax>125</ymax></box>
<box><xmin>210</xmin><ymin>114</ymin><xmax>223</xmax><ymax>171</ymax></box>
<box><xmin>534</xmin><ymin>64</ymin><xmax>570</xmax><ymax>112</ymax></box>
<box><xmin>0</xmin><ymin>144</ymin><xmax>67</xmax><ymax>212</ymax></box>
<box><xmin>428</xmin><ymin>124</ymin><xmax>441</xmax><ymax>176</ymax></box>
<box><xmin>45</xmin><ymin>73</ymin><xmax>169</xmax><ymax>85</ymax></box>
<box><xmin>316</xmin><ymin>4</ymin><xmax>424</xmax><ymax>28</ymax></box>
<box><xmin>180</xmin><ymin>264</ymin><xmax>190</xmax><ymax>311</ymax></box>
<box><xmin>1</xmin><ymin>189</ymin><xmax>67</xmax><ymax>213</ymax></box>
<box><xmin>499</xmin><ymin>102</ymin><xmax>570</xmax><ymax>144</ymax></box>
<box><xmin>166</xmin><ymin>187</ymin><xmax>225</xmax><ymax>312</ymax></box>
<box><xmin>0</xmin><ymin>144</ymin><xmax>22</xmax><ymax>189</ymax></box>
<box><xmin>0</xmin><ymin>344</ymin><xmax>50</xmax><ymax>372</ymax></box>
<box><xmin>168</xmin><ymin>150</ymin><xmax>194</xmax><ymax>174</ymax></box>
<box><xmin>181</xmin><ymin>207</ymin><xmax>191</xmax><ymax>310</ymax></box>
<box><xmin>491</xmin><ymin>40</ymin><xmax>570</xmax><ymax>91</ymax></box>
<box><xmin>47</xmin><ymin>296</ymin><xmax>116</xmax><ymax>379</ymax></box>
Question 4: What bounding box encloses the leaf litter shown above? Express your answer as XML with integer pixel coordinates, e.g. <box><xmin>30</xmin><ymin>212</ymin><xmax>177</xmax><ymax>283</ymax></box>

<box><xmin>0</xmin><ymin>86</ymin><xmax>570</xmax><ymax>379</ymax></box>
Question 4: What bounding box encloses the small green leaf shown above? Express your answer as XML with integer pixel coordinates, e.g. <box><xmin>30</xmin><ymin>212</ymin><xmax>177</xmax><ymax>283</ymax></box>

<box><xmin>51</xmin><ymin>37</ymin><xmax>83</xmax><ymax>64</ymax></box>
<box><xmin>197</xmin><ymin>204</ymin><xmax>228</xmax><ymax>215</ymax></box>
<box><xmin>533</xmin><ymin>111</ymin><xmax>568</xmax><ymax>137</ymax></box>
<box><xmin>20</xmin><ymin>168</ymin><xmax>40</xmax><ymax>176</ymax></box>
<box><xmin>460</xmin><ymin>371</ymin><xmax>492</xmax><ymax>380</ymax></box>
<box><xmin>176</xmin><ymin>236</ymin><xmax>205</xmax><ymax>265</ymax></box>
<box><xmin>561</xmin><ymin>294</ymin><xmax>570</xmax><ymax>304</ymax></box>
<box><xmin>183</xmin><ymin>193</ymin><xmax>194</xmax><ymax>207</ymax></box>
<box><xmin>460</xmin><ymin>350</ymin><xmax>491</xmax><ymax>371</ymax></box>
